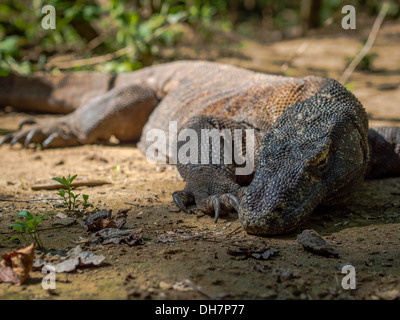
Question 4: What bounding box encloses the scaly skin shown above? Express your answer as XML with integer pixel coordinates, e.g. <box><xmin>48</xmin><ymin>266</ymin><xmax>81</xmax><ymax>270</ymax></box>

<box><xmin>1</xmin><ymin>61</ymin><xmax>399</xmax><ymax>235</ymax></box>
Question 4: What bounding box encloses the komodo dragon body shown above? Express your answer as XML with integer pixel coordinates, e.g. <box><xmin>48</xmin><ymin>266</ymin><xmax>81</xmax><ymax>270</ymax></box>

<box><xmin>1</xmin><ymin>61</ymin><xmax>400</xmax><ymax>235</ymax></box>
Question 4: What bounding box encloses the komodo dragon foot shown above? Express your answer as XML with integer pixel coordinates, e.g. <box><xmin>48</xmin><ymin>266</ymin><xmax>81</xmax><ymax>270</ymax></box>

<box><xmin>0</xmin><ymin>83</ymin><xmax>160</xmax><ymax>148</ymax></box>
<box><xmin>173</xmin><ymin>189</ymin><xmax>243</xmax><ymax>222</ymax></box>
<box><xmin>0</xmin><ymin>116</ymin><xmax>81</xmax><ymax>148</ymax></box>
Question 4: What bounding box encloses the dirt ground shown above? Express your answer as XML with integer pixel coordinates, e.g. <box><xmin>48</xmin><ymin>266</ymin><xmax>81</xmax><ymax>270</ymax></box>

<box><xmin>0</xmin><ymin>22</ymin><xmax>399</xmax><ymax>300</ymax></box>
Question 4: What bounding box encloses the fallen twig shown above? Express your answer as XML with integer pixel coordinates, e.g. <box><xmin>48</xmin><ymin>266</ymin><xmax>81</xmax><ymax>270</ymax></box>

<box><xmin>338</xmin><ymin>2</ymin><xmax>390</xmax><ymax>84</ymax></box>
<box><xmin>0</xmin><ymin>198</ymin><xmax>59</xmax><ymax>202</ymax></box>
<box><xmin>31</xmin><ymin>180</ymin><xmax>111</xmax><ymax>190</ymax></box>
<box><xmin>0</xmin><ymin>225</ymin><xmax>74</xmax><ymax>235</ymax></box>
<box><xmin>45</xmin><ymin>46</ymin><xmax>134</xmax><ymax>69</ymax></box>
<box><xmin>225</xmin><ymin>226</ymin><xmax>243</xmax><ymax>238</ymax></box>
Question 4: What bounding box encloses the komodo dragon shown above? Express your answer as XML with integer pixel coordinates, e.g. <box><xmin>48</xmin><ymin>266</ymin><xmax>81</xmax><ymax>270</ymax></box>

<box><xmin>1</xmin><ymin>61</ymin><xmax>400</xmax><ymax>235</ymax></box>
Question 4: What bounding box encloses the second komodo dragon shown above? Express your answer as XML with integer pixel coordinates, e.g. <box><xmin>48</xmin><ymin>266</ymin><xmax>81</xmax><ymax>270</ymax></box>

<box><xmin>1</xmin><ymin>61</ymin><xmax>399</xmax><ymax>235</ymax></box>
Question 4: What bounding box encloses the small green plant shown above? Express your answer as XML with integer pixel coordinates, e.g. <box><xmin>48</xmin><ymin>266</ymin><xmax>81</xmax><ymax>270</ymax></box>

<box><xmin>112</xmin><ymin>164</ymin><xmax>120</xmax><ymax>178</ymax></box>
<box><xmin>53</xmin><ymin>174</ymin><xmax>79</xmax><ymax>211</ymax></box>
<box><xmin>9</xmin><ymin>210</ymin><xmax>46</xmax><ymax>251</ymax></box>
<box><xmin>53</xmin><ymin>174</ymin><xmax>93</xmax><ymax>212</ymax></box>
<box><xmin>82</xmin><ymin>194</ymin><xmax>93</xmax><ymax>210</ymax></box>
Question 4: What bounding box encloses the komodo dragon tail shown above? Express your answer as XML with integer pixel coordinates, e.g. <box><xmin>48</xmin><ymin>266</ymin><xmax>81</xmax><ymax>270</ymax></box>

<box><xmin>0</xmin><ymin>72</ymin><xmax>116</xmax><ymax>114</ymax></box>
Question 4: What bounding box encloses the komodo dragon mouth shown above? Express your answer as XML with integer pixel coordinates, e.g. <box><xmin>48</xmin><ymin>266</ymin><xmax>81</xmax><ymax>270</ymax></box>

<box><xmin>240</xmin><ymin>182</ymin><xmax>326</xmax><ymax>235</ymax></box>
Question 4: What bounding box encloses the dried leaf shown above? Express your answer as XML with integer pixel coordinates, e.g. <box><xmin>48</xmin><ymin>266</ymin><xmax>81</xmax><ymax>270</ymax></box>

<box><xmin>83</xmin><ymin>208</ymin><xmax>130</xmax><ymax>231</ymax></box>
<box><xmin>32</xmin><ymin>258</ymin><xmax>47</xmax><ymax>271</ymax></box>
<box><xmin>125</xmin><ymin>229</ymin><xmax>143</xmax><ymax>246</ymax></box>
<box><xmin>0</xmin><ymin>244</ymin><xmax>35</xmax><ymax>285</ymax></box>
<box><xmin>54</xmin><ymin>258</ymin><xmax>80</xmax><ymax>273</ymax></box>
<box><xmin>0</xmin><ymin>267</ymin><xmax>19</xmax><ymax>284</ymax></box>
<box><xmin>94</xmin><ymin>228</ymin><xmax>144</xmax><ymax>246</ymax></box>
<box><xmin>227</xmin><ymin>246</ymin><xmax>278</xmax><ymax>260</ymax></box>
<box><xmin>83</xmin><ymin>209</ymin><xmax>116</xmax><ymax>231</ymax></box>
<box><xmin>115</xmin><ymin>209</ymin><xmax>130</xmax><ymax>229</ymax></box>
<box><xmin>54</xmin><ymin>246</ymin><xmax>105</xmax><ymax>273</ymax></box>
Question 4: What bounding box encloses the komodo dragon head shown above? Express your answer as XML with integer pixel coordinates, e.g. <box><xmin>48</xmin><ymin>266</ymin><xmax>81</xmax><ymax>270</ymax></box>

<box><xmin>239</xmin><ymin>80</ymin><xmax>370</xmax><ymax>235</ymax></box>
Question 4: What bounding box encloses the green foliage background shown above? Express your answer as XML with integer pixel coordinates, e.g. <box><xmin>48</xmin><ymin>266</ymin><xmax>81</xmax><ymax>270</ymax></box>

<box><xmin>0</xmin><ymin>0</ymin><xmax>398</xmax><ymax>76</ymax></box>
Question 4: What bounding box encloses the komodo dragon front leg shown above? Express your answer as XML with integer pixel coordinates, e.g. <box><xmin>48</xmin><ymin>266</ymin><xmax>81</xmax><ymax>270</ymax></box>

<box><xmin>1</xmin><ymin>84</ymin><xmax>160</xmax><ymax>148</ymax></box>
<box><xmin>172</xmin><ymin>115</ymin><xmax>264</xmax><ymax>222</ymax></box>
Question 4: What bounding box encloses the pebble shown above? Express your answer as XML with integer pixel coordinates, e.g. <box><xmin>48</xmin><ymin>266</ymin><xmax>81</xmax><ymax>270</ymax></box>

<box><xmin>56</xmin><ymin>212</ymin><xmax>68</xmax><ymax>219</ymax></box>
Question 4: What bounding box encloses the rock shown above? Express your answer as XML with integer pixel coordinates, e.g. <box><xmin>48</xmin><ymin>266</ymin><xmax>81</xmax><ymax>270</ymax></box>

<box><xmin>56</xmin><ymin>212</ymin><xmax>68</xmax><ymax>219</ymax></box>
<box><xmin>297</xmin><ymin>229</ymin><xmax>339</xmax><ymax>258</ymax></box>
<box><xmin>52</xmin><ymin>217</ymin><xmax>76</xmax><ymax>226</ymax></box>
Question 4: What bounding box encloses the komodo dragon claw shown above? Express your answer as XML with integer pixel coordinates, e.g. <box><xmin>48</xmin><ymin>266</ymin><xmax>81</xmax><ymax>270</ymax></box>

<box><xmin>172</xmin><ymin>192</ymin><xmax>189</xmax><ymax>212</ymax></box>
<box><xmin>225</xmin><ymin>194</ymin><xmax>240</xmax><ymax>213</ymax></box>
<box><xmin>0</xmin><ymin>119</ymin><xmax>38</xmax><ymax>147</ymax></box>
<box><xmin>211</xmin><ymin>196</ymin><xmax>220</xmax><ymax>223</ymax></box>
<box><xmin>172</xmin><ymin>190</ymin><xmax>241</xmax><ymax>223</ymax></box>
<box><xmin>172</xmin><ymin>191</ymin><xmax>195</xmax><ymax>212</ymax></box>
<box><xmin>18</xmin><ymin>118</ymin><xmax>37</xmax><ymax>130</ymax></box>
<box><xmin>0</xmin><ymin>133</ymin><xmax>12</xmax><ymax>147</ymax></box>
<box><xmin>210</xmin><ymin>194</ymin><xmax>241</xmax><ymax>223</ymax></box>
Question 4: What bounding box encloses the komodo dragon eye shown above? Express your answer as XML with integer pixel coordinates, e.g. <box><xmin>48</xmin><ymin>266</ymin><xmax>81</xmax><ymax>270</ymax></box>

<box><xmin>311</xmin><ymin>142</ymin><xmax>331</xmax><ymax>169</ymax></box>
<box><xmin>316</xmin><ymin>157</ymin><xmax>328</xmax><ymax>169</ymax></box>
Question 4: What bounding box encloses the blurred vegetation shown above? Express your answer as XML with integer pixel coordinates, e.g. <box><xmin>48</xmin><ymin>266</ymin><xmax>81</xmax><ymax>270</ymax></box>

<box><xmin>0</xmin><ymin>0</ymin><xmax>398</xmax><ymax>76</ymax></box>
